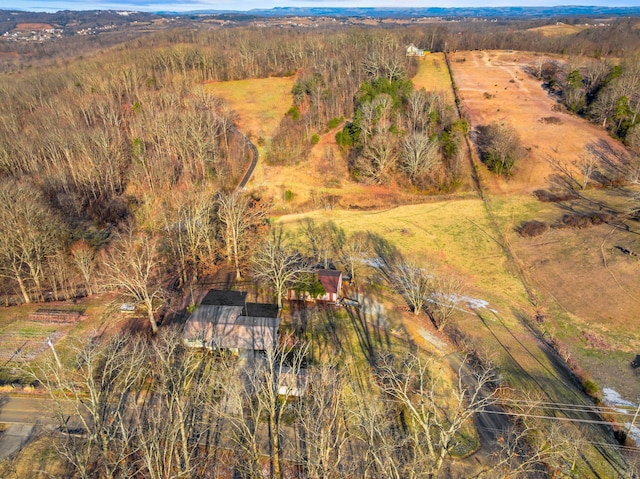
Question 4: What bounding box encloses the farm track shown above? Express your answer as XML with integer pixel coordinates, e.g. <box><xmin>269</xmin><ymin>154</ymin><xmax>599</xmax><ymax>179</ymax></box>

<box><xmin>444</xmin><ymin>51</ymin><xmax>628</xmax><ymax>476</ymax></box>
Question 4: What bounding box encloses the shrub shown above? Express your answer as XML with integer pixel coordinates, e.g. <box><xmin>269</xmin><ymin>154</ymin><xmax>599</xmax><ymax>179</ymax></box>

<box><xmin>286</xmin><ymin>105</ymin><xmax>301</xmax><ymax>121</ymax></box>
<box><xmin>516</xmin><ymin>220</ymin><xmax>549</xmax><ymax>238</ymax></box>
<box><xmin>559</xmin><ymin>211</ymin><xmax>614</xmax><ymax>229</ymax></box>
<box><xmin>533</xmin><ymin>189</ymin><xmax>577</xmax><ymax>202</ymax></box>
<box><xmin>310</xmin><ymin>133</ymin><xmax>320</xmax><ymax>145</ymax></box>
<box><xmin>283</xmin><ymin>189</ymin><xmax>295</xmax><ymax>201</ymax></box>
<box><xmin>327</xmin><ymin>117</ymin><xmax>343</xmax><ymax>129</ymax></box>
<box><xmin>539</xmin><ymin>116</ymin><xmax>563</xmax><ymax>125</ymax></box>
<box><xmin>582</xmin><ymin>378</ymin><xmax>601</xmax><ymax>403</ymax></box>
<box><xmin>560</xmin><ymin>213</ymin><xmax>592</xmax><ymax>229</ymax></box>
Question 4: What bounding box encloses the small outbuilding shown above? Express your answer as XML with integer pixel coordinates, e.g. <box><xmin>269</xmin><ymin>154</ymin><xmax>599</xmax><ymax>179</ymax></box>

<box><xmin>316</xmin><ymin>270</ymin><xmax>343</xmax><ymax>303</ymax></box>
<box><xmin>287</xmin><ymin>269</ymin><xmax>343</xmax><ymax>304</ymax></box>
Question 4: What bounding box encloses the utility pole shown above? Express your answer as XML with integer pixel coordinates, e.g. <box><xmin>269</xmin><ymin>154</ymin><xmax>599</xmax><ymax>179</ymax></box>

<box><xmin>627</xmin><ymin>402</ymin><xmax>640</xmax><ymax>440</ymax></box>
<box><xmin>46</xmin><ymin>336</ymin><xmax>62</xmax><ymax>369</ymax></box>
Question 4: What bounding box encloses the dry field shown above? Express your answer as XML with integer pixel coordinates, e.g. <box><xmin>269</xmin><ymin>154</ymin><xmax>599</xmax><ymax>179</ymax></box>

<box><xmin>527</xmin><ymin>23</ymin><xmax>589</xmax><ymax>37</ymax></box>
<box><xmin>449</xmin><ymin>50</ymin><xmax>630</xmax><ymax>195</ymax></box>
<box><xmin>14</xmin><ymin>23</ymin><xmax>54</xmax><ymax>31</ymax></box>
<box><xmin>205</xmin><ymin>76</ymin><xmax>296</xmax><ymax>142</ymax></box>
<box><xmin>410</xmin><ymin>53</ymin><xmax>455</xmax><ymax>104</ymax></box>
<box><xmin>489</xmin><ymin>190</ymin><xmax>640</xmax><ymax>399</ymax></box>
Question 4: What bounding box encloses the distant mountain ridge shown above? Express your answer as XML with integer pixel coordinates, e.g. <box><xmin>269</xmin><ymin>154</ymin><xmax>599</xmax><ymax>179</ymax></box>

<box><xmin>189</xmin><ymin>6</ymin><xmax>640</xmax><ymax>18</ymax></box>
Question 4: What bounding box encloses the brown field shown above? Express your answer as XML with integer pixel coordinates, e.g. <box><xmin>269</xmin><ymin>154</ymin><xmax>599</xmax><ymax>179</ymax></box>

<box><xmin>449</xmin><ymin>50</ymin><xmax>630</xmax><ymax>195</ymax></box>
<box><xmin>490</xmin><ymin>190</ymin><xmax>640</xmax><ymax>399</ymax></box>
<box><xmin>528</xmin><ymin>23</ymin><xmax>589</xmax><ymax>37</ymax></box>
<box><xmin>14</xmin><ymin>23</ymin><xmax>54</xmax><ymax>30</ymax></box>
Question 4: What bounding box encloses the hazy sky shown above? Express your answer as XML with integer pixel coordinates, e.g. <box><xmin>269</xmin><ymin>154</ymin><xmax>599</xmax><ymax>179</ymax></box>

<box><xmin>9</xmin><ymin>0</ymin><xmax>640</xmax><ymax>13</ymax></box>
<box><xmin>8</xmin><ymin>0</ymin><xmax>640</xmax><ymax>12</ymax></box>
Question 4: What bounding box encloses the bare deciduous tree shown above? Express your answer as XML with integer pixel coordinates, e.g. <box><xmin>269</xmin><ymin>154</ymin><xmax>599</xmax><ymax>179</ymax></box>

<box><xmin>70</xmin><ymin>240</ymin><xmax>96</xmax><ymax>297</ymax></box>
<box><xmin>391</xmin><ymin>259</ymin><xmax>432</xmax><ymax>316</ymax></box>
<box><xmin>356</xmin><ymin>133</ymin><xmax>398</xmax><ymax>184</ymax></box>
<box><xmin>34</xmin><ymin>333</ymin><xmax>148</xmax><ymax>479</ymax></box>
<box><xmin>400</xmin><ymin>131</ymin><xmax>442</xmax><ymax>183</ymax></box>
<box><xmin>575</xmin><ymin>149</ymin><xmax>599</xmax><ymax>189</ymax></box>
<box><xmin>162</xmin><ymin>188</ymin><xmax>217</xmax><ymax>288</ymax></box>
<box><xmin>476</xmin><ymin>122</ymin><xmax>524</xmax><ymax>176</ymax></box>
<box><xmin>102</xmin><ymin>229</ymin><xmax>167</xmax><ymax>334</ymax></box>
<box><xmin>251</xmin><ymin>228</ymin><xmax>310</xmax><ymax>308</ymax></box>
<box><xmin>296</xmin><ymin>360</ymin><xmax>351</xmax><ymax>479</ymax></box>
<box><xmin>376</xmin><ymin>353</ymin><xmax>499</xmax><ymax>478</ymax></box>
<box><xmin>431</xmin><ymin>274</ymin><xmax>463</xmax><ymax>331</ymax></box>
<box><xmin>217</xmin><ymin>191</ymin><xmax>263</xmax><ymax>280</ymax></box>
<box><xmin>0</xmin><ymin>182</ymin><xmax>64</xmax><ymax>303</ymax></box>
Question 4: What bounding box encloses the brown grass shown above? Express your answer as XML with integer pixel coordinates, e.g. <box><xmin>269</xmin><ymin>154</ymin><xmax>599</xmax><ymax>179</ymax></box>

<box><xmin>528</xmin><ymin>23</ymin><xmax>589</xmax><ymax>38</ymax></box>
<box><xmin>14</xmin><ymin>23</ymin><xmax>54</xmax><ymax>31</ymax></box>
<box><xmin>449</xmin><ymin>50</ymin><xmax>630</xmax><ymax>195</ymax></box>
<box><xmin>489</xmin><ymin>190</ymin><xmax>640</xmax><ymax>400</ymax></box>
<box><xmin>205</xmin><ymin>76</ymin><xmax>296</xmax><ymax>141</ymax></box>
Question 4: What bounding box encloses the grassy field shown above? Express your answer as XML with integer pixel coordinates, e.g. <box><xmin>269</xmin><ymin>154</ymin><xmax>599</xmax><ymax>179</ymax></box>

<box><xmin>205</xmin><ymin>76</ymin><xmax>296</xmax><ymax>142</ymax></box>
<box><xmin>411</xmin><ymin>53</ymin><xmax>455</xmax><ymax>103</ymax></box>
<box><xmin>277</xmin><ymin>196</ymin><xmax>626</xmax><ymax>476</ymax></box>
<box><xmin>488</xmin><ymin>189</ymin><xmax>640</xmax><ymax>400</ymax></box>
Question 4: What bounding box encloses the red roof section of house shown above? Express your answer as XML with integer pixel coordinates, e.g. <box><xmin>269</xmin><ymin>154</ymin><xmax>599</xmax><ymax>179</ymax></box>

<box><xmin>317</xmin><ymin>270</ymin><xmax>342</xmax><ymax>295</ymax></box>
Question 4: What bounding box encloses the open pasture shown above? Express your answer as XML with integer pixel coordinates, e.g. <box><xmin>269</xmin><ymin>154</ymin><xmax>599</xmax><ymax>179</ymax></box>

<box><xmin>411</xmin><ymin>52</ymin><xmax>455</xmax><ymax>103</ymax></box>
<box><xmin>527</xmin><ymin>23</ymin><xmax>589</xmax><ymax>37</ymax></box>
<box><xmin>205</xmin><ymin>76</ymin><xmax>295</xmax><ymax>142</ymax></box>
<box><xmin>449</xmin><ymin>50</ymin><xmax>630</xmax><ymax>195</ymax></box>
<box><xmin>489</xmin><ymin>190</ymin><xmax>640</xmax><ymax>400</ymax></box>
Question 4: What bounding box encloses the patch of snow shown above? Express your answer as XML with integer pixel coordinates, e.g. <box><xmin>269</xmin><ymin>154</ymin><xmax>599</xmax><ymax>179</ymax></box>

<box><xmin>417</xmin><ymin>328</ymin><xmax>448</xmax><ymax>351</ymax></box>
<box><xmin>603</xmin><ymin>387</ymin><xmax>640</xmax><ymax>446</ymax></box>
<box><xmin>360</xmin><ymin>257</ymin><xmax>385</xmax><ymax>268</ymax></box>
<box><xmin>603</xmin><ymin>387</ymin><xmax>636</xmax><ymax>407</ymax></box>
<box><xmin>441</xmin><ymin>294</ymin><xmax>499</xmax><ymax>314</ymax></box>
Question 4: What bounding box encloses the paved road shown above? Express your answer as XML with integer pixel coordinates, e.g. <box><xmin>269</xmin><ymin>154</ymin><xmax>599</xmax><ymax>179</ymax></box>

<box><xmin>236</xmin><ymin>133</ymin><xmax>258</xmax><ymax>190</ymax></box>
<box><xmin>0</xmin><ymin>396</ymin><xmax>72</xmax><ymax>461</ymax></box>
<box><xmin>0</xmin><ymin>396</ymin><xmax>58</xmax><ymax>425</ymax></box>
<box><xmin>0</xmin><ymin>424</ymin><xmax>36</xmax><ymax>461</ymax></box>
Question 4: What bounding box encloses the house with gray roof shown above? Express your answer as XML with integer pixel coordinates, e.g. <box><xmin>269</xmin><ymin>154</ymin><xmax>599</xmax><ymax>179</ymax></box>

<box><xmin>183</xmin><ymin>290</ymin><xmax>280</xmax><ymax>352</ymax></box>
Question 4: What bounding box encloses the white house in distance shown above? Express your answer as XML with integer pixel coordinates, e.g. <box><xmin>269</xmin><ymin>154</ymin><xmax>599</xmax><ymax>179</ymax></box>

<box><xmin>406</xmin><ymin>43</ymin><xmax>426</xmax><ymax>57</ymax></box>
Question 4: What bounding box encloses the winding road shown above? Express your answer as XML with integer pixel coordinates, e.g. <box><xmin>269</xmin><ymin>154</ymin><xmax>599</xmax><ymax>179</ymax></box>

<box><xmin>236</xmin><ymin>131</ymin><xmax>259</xmax><ymax>191</ymax></box>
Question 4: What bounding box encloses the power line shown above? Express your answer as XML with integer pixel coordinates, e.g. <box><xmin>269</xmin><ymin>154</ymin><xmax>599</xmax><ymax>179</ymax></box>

<box><xmin>494</xmin><ymin>398</ymin><xmax>640</xmax><ymax>418</ymax></box>
<box><xmin>474</xmin><ymin>425</ymin><xmax>640</xmax><ymax>453</ymax></box>
<box><xmin>481</xmin><ymin>409</ymin><xmax>636</xmax><ymax>429</ymax></box>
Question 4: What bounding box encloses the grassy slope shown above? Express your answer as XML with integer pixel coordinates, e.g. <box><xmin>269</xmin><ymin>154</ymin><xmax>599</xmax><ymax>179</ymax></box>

<box><xmin>205</xmin><ymin>76</ymin><xmax>295</xmax><ymax>142</ymax></box>
<box><xmin>278</xmin><ymin>198</ymin><xmax>624</xmax><ymax>476</ymax></box>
